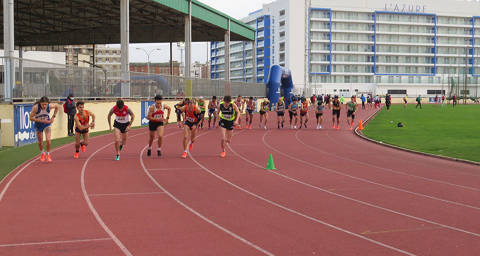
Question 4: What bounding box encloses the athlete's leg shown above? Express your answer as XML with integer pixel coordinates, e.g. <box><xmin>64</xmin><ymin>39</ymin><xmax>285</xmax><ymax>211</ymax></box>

<box><xmin>148</xmin><ymin>130</ymin><xmax>155</xmax><ymax>148</ymax></box>
<box><xmin>75</xmin><ymin>132</ymin><xmax>81</xmax><ymax>152</ymax></box>
<box><xmin>114</xmin><ymin>128</ymin><xmax>122</xmax><ymax>155</ymax></box>
<box><xmin>36</xmin><ymin>131</ymin><xmax>44</xmax><ymax>152</ymax></box>
<box><xmin>183</xmin><ymin>126</ymin><xmax>191</xmax><ymax>151</ymax></box>
<box><xmin>44</xmin><ymin>127</ymin><xmax>52</xmax><ymax>152</ymax></box>
<box><xmin>190</xmin><ymin>125</ymin><xmax>197</xmax><ymax>144</ymax></box>
<box><xmin>157</xmin><ymin>125</ymin><xmax>164</xmax><ymax>149</ymax></box>
<box><xmin>220</xmin><ymin>127</ymin><xmax>227</xmax><ymax>153</ymax></box>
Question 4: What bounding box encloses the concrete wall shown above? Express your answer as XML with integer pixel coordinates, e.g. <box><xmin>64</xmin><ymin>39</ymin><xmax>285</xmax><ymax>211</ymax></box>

<box><xmin>0</xmin><ymin>104</ymin><xmax>14</xmax><ymax>147</ymax></box>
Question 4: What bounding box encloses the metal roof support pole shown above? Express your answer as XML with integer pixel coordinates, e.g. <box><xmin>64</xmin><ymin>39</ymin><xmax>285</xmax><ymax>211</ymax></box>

<box><xmin>19</xmin><ymin>46</ymin><xmax>24</xmax><ymax>98</ymax></box>
<box><xmin>224</xmin><ymin>20</ymin><xmax>231</xmax><ymax>95</ymax></box>
<box><xmin>3</xmin><ymin>0</ymin><xmax>14</xmax><ymax>102</ymax></box>
<box><xmin>224</xmin><ymin>20</ymin><xmax>231</xmax><ymax>82</ymax></box>
<box><xmin>252</xmin><ymin>40</ymin><xmax>257</xmax><ymax>83</ymax></box>
<box><xmin>184</xmin><ymin>0</ymin><xmax>192</xmax><ymax>98</ymax></box>
<box><xmin>120</xmin><ymin>0</ymin><xmax>130</xmax><ymax>97</ymax></box>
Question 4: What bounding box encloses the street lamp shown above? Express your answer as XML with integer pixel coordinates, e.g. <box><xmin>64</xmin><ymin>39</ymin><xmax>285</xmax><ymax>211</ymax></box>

<box><xmin>135</xmin><ymin>47</ymin><xmax>161</xmax><ymax>74</ymax></box>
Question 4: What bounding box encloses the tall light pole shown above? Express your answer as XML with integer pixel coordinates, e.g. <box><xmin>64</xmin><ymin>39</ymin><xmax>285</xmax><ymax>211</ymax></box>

<box><xmin>135</xmin><ymin>48</ymin><xmax>161</xmax><ymax>74</ymax></box>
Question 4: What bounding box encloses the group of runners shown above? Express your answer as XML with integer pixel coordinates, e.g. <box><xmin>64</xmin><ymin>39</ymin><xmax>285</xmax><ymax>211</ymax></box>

<box><xmin>29</xmin><ymin>93</ymin><xmax>359</xmax><ymax>162</ymax></box>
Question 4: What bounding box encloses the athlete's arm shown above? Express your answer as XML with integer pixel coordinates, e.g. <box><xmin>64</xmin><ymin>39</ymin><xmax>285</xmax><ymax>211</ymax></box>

<box><xmin>164</xmin><ymin>105</ymin><xmax>171</xmax><ymax>124</ymax></box>
<box><xmin>89</xmin><ymin>111</ymin><xmax>96</xmax><ymax>129</ymax></box>
<box><xmin>50</xmin><ymin>103</ymin><xmax>59</xmax><ymax>124</ymax></box>
<box><xmin>74</xmin><ymin>115</ymin><xmax>84</xmax><ymax>130</ymax></box>
<box><xmin>233</xmin><ymin>104</ymin><xmax>240</xmax><ymax>125</ymax></box>
<box><xmin>127</xmin><ymin>109</ymin><xmax>135</xmax><ymax>129</ymax></box>
<box><xmin>147</xmin><ymin>106</ymin><xmax>155</xmax><ymax>121</ymax></box>
<box><xmin>107</xmin><ymin>108</ymin><xmax>114</xmax><ymax>131</ymax></box>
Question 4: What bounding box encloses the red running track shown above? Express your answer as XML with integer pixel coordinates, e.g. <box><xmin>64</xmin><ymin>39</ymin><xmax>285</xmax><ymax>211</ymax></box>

<box><xmin>0</xmin><ymin>107</ymin><xmax>479</xmax><ymax>255</ymax></box>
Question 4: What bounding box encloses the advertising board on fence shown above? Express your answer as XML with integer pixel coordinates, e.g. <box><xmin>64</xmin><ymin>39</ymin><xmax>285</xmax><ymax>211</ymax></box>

<box><xmin>14</xmin><ymin>104</ymin><xmax>37</xmax><ymax>147</ymax></box>
<box><xmin>141</xmin><ymin>101</ymin><xmax>154</xmax><ymax>126</ymax></box>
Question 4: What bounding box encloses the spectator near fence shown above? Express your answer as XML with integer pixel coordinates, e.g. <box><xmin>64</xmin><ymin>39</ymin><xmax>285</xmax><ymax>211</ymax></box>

<box><xmin>64</xmin><ymin>94</ymin><xmax>76</xmax><ymax>136</ymax></box>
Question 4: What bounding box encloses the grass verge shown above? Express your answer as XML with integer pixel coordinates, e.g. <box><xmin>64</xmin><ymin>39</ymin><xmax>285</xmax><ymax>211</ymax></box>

<box><xmin>363</xmin><ymin>104</ymin><xmax>480</xmax><ymax>163</ymax></box>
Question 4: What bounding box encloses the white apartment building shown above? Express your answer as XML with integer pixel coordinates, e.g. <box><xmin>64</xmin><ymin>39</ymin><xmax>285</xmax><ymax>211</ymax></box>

<box><xmin>212</xmin><ymin>0</ymin><xmax>480</xmax><ymax>97</ymax></box>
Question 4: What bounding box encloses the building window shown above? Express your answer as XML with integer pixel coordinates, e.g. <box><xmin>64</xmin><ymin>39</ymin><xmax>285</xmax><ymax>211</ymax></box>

<box><xmin>279</xmin><ymin>31</ymin><xmax>285</xmax><ymax>38</ymax></box>
<box><xmin>279</xmin><ymin>21</ymin><xmax>285</xmax><ymax>27</ymax></box>
<box><xmin>280</xmin><ymin>10</ymin><xmax>285</xmax><ymax>16</ymax></box>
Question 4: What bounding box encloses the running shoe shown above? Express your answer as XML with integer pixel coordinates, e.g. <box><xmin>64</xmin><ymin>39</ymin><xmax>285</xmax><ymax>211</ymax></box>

<box><xmin>46</xmin><ymin>154</ymin><xmax>52</xmax><ymax>162</ymax></box>
<box><xmin>264</xmin><ymin>126</ymin><xmax>267</xmax><ymax>130</ymax></box>
<box><xmin>81</xmin><ymin>145</ymin><xmax>86</xmax><ymax>152</ymax></box>
<box><xmin>220</xmin><ymin>151</ymin><xmax>226</xmax><ymax>158</ymax></box>
<box><xmin>238</xmin><ymin>125</ymin><xmax>242</xmax><ymax>130</ymax></box>
<box><xmin>157</xmin><ymin>149</ymin><xmax>162</xmax><ymax>157</ymax></box>
<box><xmin>249</xmin><ymin>125</ymin><xmax>252</xmax><ymax>130</ymax></box>
<box><xmin>40</xmin><ymin>152</ymin><xmax>46</xmax><ymax>162</ymax></box>
<box><xmin>294</xmin><ymin>126</ymin><xmax>297</xmax><ymax>129</ymax></box>
<box><xmin>147</xmin><ymin>149</ymin><xmax>151</xmax><ymax>156</ymax></box>
<box><xmin>336</xmin><ymin>126</ymin><xmax>340</xmax><ymax>130</ymax></box>
<box><xmin>281</xmin><ymin>121</ymin><xmax>284</xmax><ymax>128</ymax></box>
<box><xmin>119</xmin><ymin>144</ymin><xmax>123</xmax><ymax>151</ymax></box>
<box><xmin>115</xmin><ymin>155</ymin><xmax>120</xmax><ymax>161</ymax></box>
<box><xmin>74</xmin><ymin>152</ymin><xmax>79</xmax><ymax>159</ymax></box>
<box><xmin>319</xmin><ymin>125</ymin><xmax>322</xmax><ymax>129</ymax></box>
<box><xmin>181</xmin><ymin>152</ymin><xmax>187</xmax><ymax>159</ymax></box>
<box><xmin>189</xmin><ymin>143</ymin><xmax>193</xmax><ymax>151</ymax></box>
<box><xmin>332</xmin><ymin>125</ymin><xmax>335</xmax><ymax>129</ymax></box>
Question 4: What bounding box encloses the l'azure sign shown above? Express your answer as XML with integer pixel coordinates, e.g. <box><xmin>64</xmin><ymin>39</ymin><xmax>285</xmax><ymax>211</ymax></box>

<box><xmin>383</xmin><ymin>3</ymin><xmax>426</xmax><ymax>13</ymax></box>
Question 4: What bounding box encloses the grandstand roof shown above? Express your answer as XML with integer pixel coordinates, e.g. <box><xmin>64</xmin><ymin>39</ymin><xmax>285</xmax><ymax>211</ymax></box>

<box><xmin>0</xmin><ymin>0</ymin><xmax>255</xmax><ymax>46</ymax></box>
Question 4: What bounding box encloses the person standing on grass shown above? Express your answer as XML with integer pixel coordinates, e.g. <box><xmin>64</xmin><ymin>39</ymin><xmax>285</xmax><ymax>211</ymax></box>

<box><xmin>315</xmin><ymin>98</ymin><xmax>324</xmax><ymax>129</ymax></box>
<box><xmin>346</xmin><ymin>96</ymin><xmax>357</xmax><ymax>130</ymax></box>
<box><xmin>441</xmin><ymin>95</ymin><xmax>446</xmax><ymax>107</ymax></box>
<box><xmin>176</xmin><ymin>98</ymin><xmax>201</xmax><ymax>159</ymax></box>
<box><xmin>403</xmin><ymin>95</ymin><xmax>408</xmax><ymax>109</ymax></box>
<box><xmin>108</xmin><ymin>99</ymin><xmax>135</xmax><ymax>161</ymax></box>
<box><xmin>208</xmin><ymin>96</ymin><xmax>218</xmax><ymax>129</ymax></box>
<box><xmin>259</xmin><ymin>99</ymin><xmax>269</xmax><ymax>130</ymax></box>
<box><xmin>331</xmin><ymin>95</ymin><xmax>341</xmax><ymax>130</ymax></box>
<box><xmin>64</xmin><ymin>93</ymin><xmax>76</xmax><ymax>136</ymax></box>
<box><xmin>218</xmin><ymin>95</ymin><xmax>240</xmax><ymax>158</ymax></box>
<box><xmin>385</xmin><ymin>94</ymin><xmax>392</xmax><ymax>111</ymax></box>
<box><xmin>29</xmin><ymin>96</ymin><xmax>59</xmax><ymax>162</ymax></box>
<box><xmin>146</xmin><ymin>95</ymin><xmax>171</xmax><ymax>157</ymax></box>
<box><xmin>415</xmin><ymin>95</ymin><xmax>422</xmax><ymax>109</ymax></box>
<box><xmin>453</xmin><ymin>94</ymin><xmax>457</xmax><ymax>108</ymax></box>
<box><xmin>245</xmin><ymin>97</ymin><xmax>255</xmax><ymax>129</ymax></box>
<box><xmin>73</xmin><ymin>101</ymin><xmax>95</xmax><ymax>159</ymax></box>
<box><xmin>275</xmin><ymin>97</ymin><xmax>286</xmax><ymax>129</ymax></box>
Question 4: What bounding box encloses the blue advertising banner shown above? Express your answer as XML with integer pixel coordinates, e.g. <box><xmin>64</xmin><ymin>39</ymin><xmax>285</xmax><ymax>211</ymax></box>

<box><xmin>14</xmin><ymin>104</ymin><xmax>37</xmax><ymax>147</ymax></box>
<box><xmin>141</xmin><ymin>101</ymin><xmax>154</xmax><ymax>125</ymax></box>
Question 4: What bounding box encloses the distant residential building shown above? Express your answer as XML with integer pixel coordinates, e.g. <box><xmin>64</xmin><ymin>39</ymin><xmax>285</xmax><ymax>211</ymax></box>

<box><xmin>130</xmin><ymin>62</ymin><xmax>181</xmax><ymax>76</ymax></box>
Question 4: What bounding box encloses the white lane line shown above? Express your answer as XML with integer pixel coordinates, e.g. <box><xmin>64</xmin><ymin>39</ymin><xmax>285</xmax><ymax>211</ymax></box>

<box><xmin>89</xmin><ymin>192</ymin><xmax>166</xmax><ymax>197</ymax></box>
<box><xmin>0</xmin><ymin>237</ymin><xmax>111</xmax><ymax>248</ymax></box>
<box><xmin>149</xmin><ymin>167</ymin><xmax>202</xmax><ymax>171</ymax></box>
<box><xmin>0</xmin><ymin>143</ymin><xmax>72</xmax><ymax>202</ymax></box>
<box><xmin>139</xmin><ymin>143</ymin><xmax>275</xmax><ymax>256</ymax></box>
<box><xmin>185</xmin><ymin>134</ymin><xmax>415</xmax><ymax>256</ymax></box>
<box><xmin>80</xmin><ymin>129</ymin><xmax>182</xmax><ymax>256</ymax></box>
<box><xmin>264</xmin><ymin>132</ymin><xmax>480</xmax><ymax>211</ymax></box>
<box><xmin>254</xmin><ymin>131</ymin><xmax>480</xmax><ymax>238</ymax></box>
<box><xmin>302</xmin><ymin>130</ymin><xmax>480</xmax><ymax>192</ymax></box>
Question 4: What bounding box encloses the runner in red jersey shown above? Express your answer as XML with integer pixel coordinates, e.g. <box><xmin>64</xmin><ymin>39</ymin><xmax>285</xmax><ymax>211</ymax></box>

<box><xmin>108</xmin><ymin>99</ymin><xmax>135</xmax><ymax>161</ymax></box>
<box><xmin>176</xmin><ymin>98</ymin><xmax>201</xmax><ymax>159</ymax></box>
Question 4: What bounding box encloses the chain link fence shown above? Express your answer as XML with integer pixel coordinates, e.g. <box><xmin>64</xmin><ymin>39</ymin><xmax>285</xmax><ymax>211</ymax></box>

<box><xmin>0</xmin><ymin>57</ymin><xmax>266</xmax><ymax>101</ymax></box>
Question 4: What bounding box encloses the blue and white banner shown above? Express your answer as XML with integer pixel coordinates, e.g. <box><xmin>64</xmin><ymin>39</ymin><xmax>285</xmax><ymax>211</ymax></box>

<box><xmin>14</xmin><ymin>104</ymin><xmax>37</xmax><ymax>147</ymax></box>
<box><xmin>141</xmin><ymin>101</ymin><xmax>154</xmax><ymax>125</ymax></box>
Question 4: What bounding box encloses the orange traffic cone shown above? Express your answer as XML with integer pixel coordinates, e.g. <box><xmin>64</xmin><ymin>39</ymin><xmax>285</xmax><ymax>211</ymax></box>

<box><xmin>358</xmin><ymin>120</ymin><xmax>364</xmax><ymax>131</ymax></box>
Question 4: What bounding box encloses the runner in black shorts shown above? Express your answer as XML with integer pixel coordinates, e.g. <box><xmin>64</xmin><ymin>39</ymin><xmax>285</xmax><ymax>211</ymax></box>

<box><xmin>146</xmin><ymin>95</ymin><xmax>171</xmax><ymax>157</ymax></box>
<box><xmin>288</xmin><ymin>97</ymin><xmax>299</xmax><ymax>129</ymax></box>
<box><xmin>174</xmin><ymin>99</ymin><xmax>185</xmax><ymax>128</ymax></box>
<box><xmin>108</xmin><ymin>100</ymin><xmax>135</xmax><ymax>161</ymax></box>
<box><xmin>259</xmin><ymin>99</ymin><xmax>269</xmax><ymax>129</ymax></box>
<box><xmin>275</xmin><ymin>97</ymin><xmax>286</xmax><ymax>129</ymax></box>
<box><xmin>315</xmin><ymin>99</ymin><xmax>324</xmax><ymax>129</ymax></box>
<box><xmin>245</xmin><ymin>97</ymin><xmax>255</xmax><ymax>129</ymax></box>
<box><xmin>73</xmin><ymin>101</ymin><xmax>95</xmax><ymax>159</ymax></box>
<box><xmin>176</xmin><ymin>98</ymin><xmax>201</xmax><ymax>159</ymax></box>
<box><xmin>331</xmin><ymin>95</ymin><xmax>341</xmax><ymax>130</ymax></box>
<box><xmin>208</xmin><ymin>96</ymin><xmax>218</xmax><ymax>129</ymax></box>
<box><xmin>346</xmin><ymin>96</ymin><xmax>357</xmax><ymax>130</ymax></box>
<box><xmin>218</xmin><ymin>95</ymin><xmax>240</xmax><ymax>158</ymax></box>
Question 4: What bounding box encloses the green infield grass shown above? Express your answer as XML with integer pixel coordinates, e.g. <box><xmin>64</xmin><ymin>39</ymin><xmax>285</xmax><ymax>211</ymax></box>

<box><xmin>363</xmin><ymin>104</ymin><xmax>480</xmax><ymax>163</ymax></box>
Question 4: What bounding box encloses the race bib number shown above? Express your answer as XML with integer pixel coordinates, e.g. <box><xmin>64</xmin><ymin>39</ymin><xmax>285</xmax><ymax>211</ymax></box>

<box><xmin>186</xmin><ymin>116</ymin><xmax>196</xmax><ymax>122</ymax></box>
<box><xmin>222</xmin><ymin>114</ymin><xmax>232</xmax><ymax>119</ymax></box>
<box><xmin>154</xmin><ymin>114</ymin><xmax>163</xmax><ymax>119</ymax></box>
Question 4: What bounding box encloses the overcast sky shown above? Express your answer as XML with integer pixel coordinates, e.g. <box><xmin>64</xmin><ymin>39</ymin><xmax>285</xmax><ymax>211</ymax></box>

<box><xmin>124</xmin><ymin>0</ymin><xmax>270</xmax><ymax>64</ymax></box>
